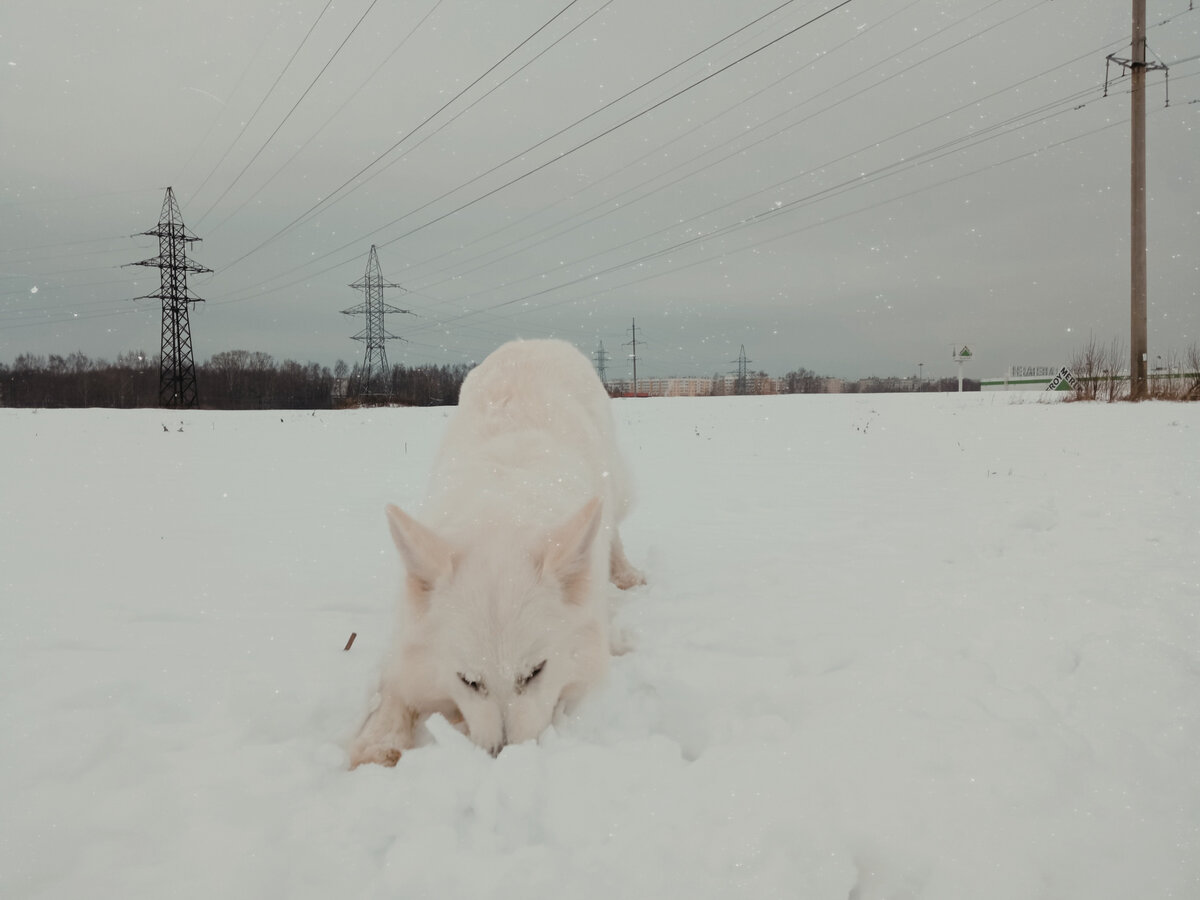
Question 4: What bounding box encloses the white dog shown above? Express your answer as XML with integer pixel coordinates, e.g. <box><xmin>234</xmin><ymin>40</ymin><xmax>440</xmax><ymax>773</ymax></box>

<box><xmin>349</xmin><ymin>339</ymin><xmax>644</xmax><ymax>766</ymax></box>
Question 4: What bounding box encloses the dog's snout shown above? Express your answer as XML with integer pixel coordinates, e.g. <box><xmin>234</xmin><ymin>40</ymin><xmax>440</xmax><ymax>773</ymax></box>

<box><xmin>487</xmin><ymin>720</ymin><xmax>508</xmax><ymax>757</ymax></box>
<box><xmin>491</xmin><ymin>724</ymin><xmax>509</xmax><ymax>757</ymax></box>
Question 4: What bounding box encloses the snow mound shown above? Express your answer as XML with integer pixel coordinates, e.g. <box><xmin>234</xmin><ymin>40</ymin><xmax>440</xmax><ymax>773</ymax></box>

<box><xmin>2</xmin><ymin>395</ymin><xmax>1197</xmax><ymax>898</ymax></box>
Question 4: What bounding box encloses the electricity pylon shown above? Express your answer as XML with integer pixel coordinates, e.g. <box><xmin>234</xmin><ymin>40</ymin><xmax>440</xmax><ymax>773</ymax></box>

<box><xmin>732</xmin><ymin>344</ymin><xmax>752</xmax><ymax>395</ymax></box>
<box><xmin>341</xmin><ymin>245</ymin><xmax>412</xmax><ymax>397</ymax></box>
<box><xmin>130</xmin><ymin>187</ymin><xmax>210</xmax><ymax>409</ymax></box>
<box><xmin>593</xmin><ymin>340</ymin><xmax>611</xmax><ymax>386</ymax></box>
<box><xmin>623</xmin><ymin>318</ymin><xmax>641</xmax><ymax>397</ymax></box>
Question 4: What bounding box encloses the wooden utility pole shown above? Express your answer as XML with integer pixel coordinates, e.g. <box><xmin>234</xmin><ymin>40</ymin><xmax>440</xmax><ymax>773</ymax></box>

<box><xmin>1106</xmin><ymin>0</ymin><xmax>1165</xmax><ymax>399</ymax></box>
<box><xmin>1130</xmin><ymin>0</ymin><xmax>1148</xmax><ymax>400</ymax></box>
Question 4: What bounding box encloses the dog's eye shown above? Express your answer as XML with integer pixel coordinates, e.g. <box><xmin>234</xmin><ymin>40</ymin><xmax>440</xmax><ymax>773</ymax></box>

<box><xmin>516</xmin><ymin>661</ymin><xmax>546</xmax><ymax>692</ymax></box>
<box><xmin>457</xmin><ymin>673</ymin><xmax>485</xmax><ymax>694</ymax></box>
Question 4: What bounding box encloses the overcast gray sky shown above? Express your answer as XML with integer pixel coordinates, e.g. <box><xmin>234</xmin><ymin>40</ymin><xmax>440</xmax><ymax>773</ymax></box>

<box><xmin>2</xmin><ymin>0</ymin><xmax>1197</xmax><ymax>381</ymax></box>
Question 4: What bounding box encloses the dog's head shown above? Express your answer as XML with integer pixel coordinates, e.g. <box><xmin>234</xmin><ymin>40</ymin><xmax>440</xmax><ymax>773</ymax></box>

<box><xmin>385</xmin><ymin>498</ymin><xmax>608</xmax><ymax>755</ymax></box>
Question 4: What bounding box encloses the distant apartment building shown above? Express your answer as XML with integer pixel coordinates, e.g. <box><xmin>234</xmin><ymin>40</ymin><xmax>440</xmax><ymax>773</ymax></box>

<box><xmin>607</xmin><ymin>374</ymin><xmax>826</xmax><ymax>396</ymax></box>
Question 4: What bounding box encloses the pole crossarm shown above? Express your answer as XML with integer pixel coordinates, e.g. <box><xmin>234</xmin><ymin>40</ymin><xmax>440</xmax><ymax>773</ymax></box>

<box><xmin>1105</xmin><ymin>51</ymin><xmax>1169</xmax><ymax>74</ymax></box>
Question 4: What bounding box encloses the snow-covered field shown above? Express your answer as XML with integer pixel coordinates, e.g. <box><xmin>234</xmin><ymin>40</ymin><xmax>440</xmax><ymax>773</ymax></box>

<box><xmin>3</xmin><ymin>394</ymin><xmax>1198</xmax><ymax>899</ymax></box>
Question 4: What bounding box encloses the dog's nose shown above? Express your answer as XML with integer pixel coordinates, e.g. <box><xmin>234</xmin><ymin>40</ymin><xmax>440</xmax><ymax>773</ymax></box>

<box><xmin>488</xmin><ymin>721</ymin><xmax>508</xmax><ymax>757</ymax></box>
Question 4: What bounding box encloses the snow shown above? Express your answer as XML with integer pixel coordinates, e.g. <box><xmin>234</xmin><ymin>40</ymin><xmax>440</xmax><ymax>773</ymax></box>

<box><xmin>2</xmin><ymin>394</ymin><xmax>1198</xmax><ymax>899</ymax></box>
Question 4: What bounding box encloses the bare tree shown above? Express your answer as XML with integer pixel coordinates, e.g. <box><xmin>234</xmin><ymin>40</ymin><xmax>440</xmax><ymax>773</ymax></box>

<box><xmin>1185</xmin><ymin>343</ymin><xmax>1200</xmax><ymax>400</ymax></box>
<box><xmin>783</xmin><ymin>367</ymin><xmax>823</xmax><ymax>393</ymax></box>
<box><xmin>1069</xmin><ymin>335</ymin><xmax>1102</xmax><ymax>400</ymax></box>
<box><xmin>1101</xmin><ymin>336</ymin><xmax>1127</xmax><ymax>403</ymax></box>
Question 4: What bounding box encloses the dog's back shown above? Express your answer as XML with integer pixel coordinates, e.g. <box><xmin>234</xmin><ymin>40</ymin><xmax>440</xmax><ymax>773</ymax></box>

<box><xmin>427</xmin><ymin>339</ymin><xmax>632</xmax><ymax>539</ymax></box>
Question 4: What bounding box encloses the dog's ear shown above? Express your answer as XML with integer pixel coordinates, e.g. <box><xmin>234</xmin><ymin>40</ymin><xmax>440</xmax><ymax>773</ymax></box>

<box><xmin>540</xmin><ymin>497</ymin><xmax>603</xmax><ymax>601</ymax></box>
<box><xmin>385</xmin><ymin>505</ymin><xmax>453</xmax><ymax>608</ymax></box>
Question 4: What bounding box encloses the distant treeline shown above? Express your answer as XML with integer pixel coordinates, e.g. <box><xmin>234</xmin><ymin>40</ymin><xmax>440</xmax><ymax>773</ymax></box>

<box><xmin>0</xmin><ymin>350</ymin><xmax>471</xmax><ymax>409</ymax></box>
<box><xmin>782</xmin><ymin>368</ymin><xmax>979</xmax><ymax>394</ymax></box>
<box><xmin>0</xmin><ymin>350</ymin><xmax>978</xmax><ymax>409</ymax></box>
<box><xmin>845</xmin><ymin>375</ymin><xmax>979</xmax><ymax>393</ymax></box>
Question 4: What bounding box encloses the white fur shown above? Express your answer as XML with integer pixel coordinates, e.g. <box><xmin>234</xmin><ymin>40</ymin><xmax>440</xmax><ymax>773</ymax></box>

<box><xmin>349</xmin><ymin>339</ymin><xmax>643</xmax><ymax>765</ymax></box>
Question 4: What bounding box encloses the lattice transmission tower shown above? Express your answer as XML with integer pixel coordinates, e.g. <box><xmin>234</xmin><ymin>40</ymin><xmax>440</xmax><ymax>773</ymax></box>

<box><xmin>624</xmin><ymin>318</ymin><xmax>642</xmax><ymax>397</ymax></box>
<box><xmin>130</xmin><ymin>187</ymin><xmax>211</xmax><ymax>408</ymax></box>
<box><xmin>593</xmin><ymin>340</ymin><xmax>610</xmax><ymax>386</ymax></box>
<box><xmin>341</xmin><ymin>245</ymin><xmax>412</xmax><ymax>397</ymax></box>
<box><xmin>732</xmin><ymin>344</ymin><xmax>752</xmax><ymax>395</ymax></box>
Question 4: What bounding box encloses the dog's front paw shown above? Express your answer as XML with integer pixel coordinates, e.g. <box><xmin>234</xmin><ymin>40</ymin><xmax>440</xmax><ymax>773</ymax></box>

<box><xmin>611</xmin><ymin>566</ymin><xmax>646</xmax><ymax>590</ymax></box>
<box><xmin>609</xmin><ymin>625</ymin><xmax>637</xmax><ymax>656</ymax></box>
<box><xmin>348</xmin><ymin>698</ymin><xmax>417</xmax><ymax>769</ymax></box>
<box><xmin>348</xmin><ymin>739</ymin><xmax>403</xmax><ymax>769</ymax></box>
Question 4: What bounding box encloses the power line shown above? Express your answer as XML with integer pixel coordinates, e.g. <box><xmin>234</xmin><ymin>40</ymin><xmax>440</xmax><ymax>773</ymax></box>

<box><xmin>203</xmin><ymin>0</ymin><xmax>451</xmax><ymax>237</ymax></box>
<box><xmin>216</xmin><ymin>0</ymin><xmax>857</xmax><ymax>303</ymax></box>
<box><xmin>231</xmin><ymin>0</ymin><xmax>1165</xmax><ymax>314</ymax></box>
<box><xmin>188</xmin><ymin>0</ymin><xmax>337</xmax><ymax>212</ymax></box>
<box><xmin>208</xmin><ymin>67</ymin><xmax>1103</xmax><ymax>319</ymax></box>
<box><xmin>193</xmin><ymin>0</ymin><xmax>384</xmax><ymax>227</ymax></box>
<box><xmin>407</xmin><ymin>0</ymin><xmax>1076</xmax><ymax>297</ymax></box>
<box><xmin>340</xmin><ymin>0</ymin><xmax>860</xmax><ymax>261</ymax></box>
<box><xmin>174</xmin><ymin>13</ymin><xmax>290</xmax><ymax>189</ymax></box>
<box><xmin>15</xmin><ymin>54</ymin><xmax>1162</xmax><ymax>336</ymax></box>
<box><xmin>411</xmin><ymin>76</ymin><xmax>1108</xmax><ymax>312</ymax></box>
<box><xmin>220</xmin><ymin>0</ymin><xmax>597</xmax><ymax>268</ymax></box>
<box><xmin>250</xmin><ymin>0</ymin><xmax>1197</xmax><ymax>310</ymax></box>
<box><xmin>231</xmin><ymin>0</ymin><xmax>804</xmax><ymax>265</ymax></box>
<box><xmin>400</xmin><ymin>108</ymin><xmax>1135</xmax><ymax>340</ymax></box>
<box><xmin>217</xmin><ymin>0</ymin><xmax>828</xmax><ymax>281</ymax></box>
<box><xmin>0</xmin><ymin>102</ymin><xmax>1142</xmax><ymax>341</ymax></box>
<box><xmin>403</xmin><ymin>18</ymin><xmax>1200</xmax><ymax>327</ymax></box>
<box><xmin>395</xmin><ymin>0</ymin><xmax>929</xmax><ymax>289</ymax></box>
